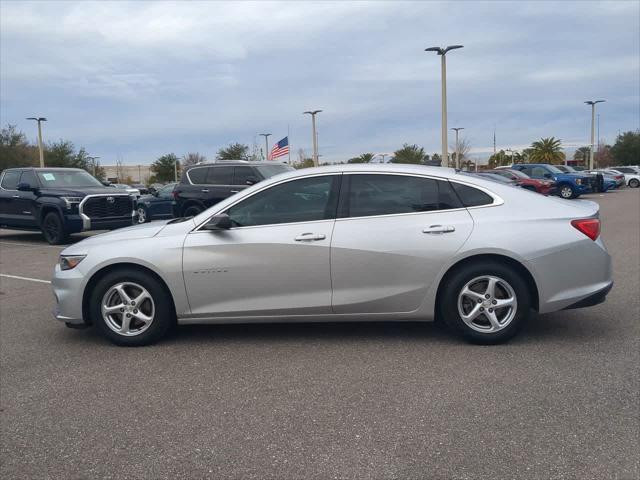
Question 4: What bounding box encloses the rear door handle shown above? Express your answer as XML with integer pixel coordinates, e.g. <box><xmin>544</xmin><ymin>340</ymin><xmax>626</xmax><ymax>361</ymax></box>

<box><xmin>12</xmin><ymin>195</ymin><xmax>20</xmax><ymax>198</ymax></box>
<box><xmin>423</xmin><ymin>225</ymin><xmax>455</xmax><ymax>234</ymax></box>
<box><xmin>201</xmin><ymin>189</ymin><xmax>210</xmax><ymax>193</ymax></box>
<box><xmin>294</xmin><ymin>233</ymin><xmax>326</xmax><ymax>242</ymax></box>
<box><xmin>230</xmin><ymin>190</ymin><xmax>239</xmax><ymax>193</ymax></box>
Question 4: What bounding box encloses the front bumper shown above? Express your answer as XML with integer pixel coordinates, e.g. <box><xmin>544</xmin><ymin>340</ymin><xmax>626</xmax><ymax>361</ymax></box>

<box><xmin>52</xmin><ymin>264</ymin><xmax>87</xmax><ymax>325</ymax></box>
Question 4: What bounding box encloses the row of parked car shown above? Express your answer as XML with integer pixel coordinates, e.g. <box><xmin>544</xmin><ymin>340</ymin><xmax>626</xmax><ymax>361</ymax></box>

<box><xmin>1</xmin><ymin>162</ymin><xmax>638</xmax><ymax>244</ymax></box>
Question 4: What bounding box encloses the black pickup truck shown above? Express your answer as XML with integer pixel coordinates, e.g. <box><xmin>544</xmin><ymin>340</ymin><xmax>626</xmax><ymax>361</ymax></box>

<box><xmin>0</xmin><ymin>167</ymin><xmax>137</xmax><ymax>244</ymax></box>
<box><xmin>173</xmin><ymin>161</ymin><xmax>294</xmax><ymax>217</ymax></box>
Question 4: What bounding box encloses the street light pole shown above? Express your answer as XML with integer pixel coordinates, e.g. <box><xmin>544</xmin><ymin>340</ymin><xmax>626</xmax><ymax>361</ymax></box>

<box><xmin>425</xmin><ymin>45</ymin><xmax>463</xmax><ymax>167</ymax></box>
<box><xmin>303</xmin><ymin>110</ymin><xmax>322</xmax><ymax>166</ymax></box>
<box><xmin>584</xmin><ymin>100</ymin><xmax>605</xmax><ymax>170</ymax></box>
<box><xmin>88</xmin><ymin>156</ymin><xmax>101</xmax><ymax>177</ymax></box>
<box><xmin>26</xmin><ymin>117</ymin><xmax>47</xmax><ymax>167</ymax></box>
<box><xmin>174</xmin><ymin>157</ymin><xmax>179</xmax><ymax>182</ymax></box>
<box><xmin>259</xmin><ymin>133</ymin><xmax>271</xmax><ymax>160</ymax></box>
<box><xmin>451</xmin><ymin>127</ymin><xmax>464</xmax><ymax>169</ymax></box>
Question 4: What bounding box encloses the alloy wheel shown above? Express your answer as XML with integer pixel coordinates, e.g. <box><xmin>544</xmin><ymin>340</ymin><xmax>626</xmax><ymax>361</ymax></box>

<box><xmin>560</xmin><ymin>186</ymin><xmax>573</xmax><ymax>198</ymax></box>
<box><xmin>137</xmin><ymin>207</ymin><xmax>147</xmax><ymax>223</ymax></box>
<box><xmin>44</xmin><ymin>215</ymin><xmax>59</xmax><ymax>242</ymax></box>
<box><xmin>457</xmin><ymin>275</ymin><xmax>518</xmax><ymax>333</ymax></box>
<box><xmin>101</xmin><ymin>282</ymin><xmax>155</xmax><ymax>336</ymax></box>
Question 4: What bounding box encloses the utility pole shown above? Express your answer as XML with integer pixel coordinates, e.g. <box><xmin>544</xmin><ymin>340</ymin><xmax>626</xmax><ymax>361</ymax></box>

<box><xmin>26</xmin><ymin>117</ymin><xmax>47</xmax><ymax>167</ymax></box>
<box><xmin>425</xmin><ymin>45</ymin><xmax>463</xmax><ymax>167</ymax></box>
<box><xmin>451</xmin><ymin>127</ymin><xmax>464</xmax><ymax>169</ymax></box>
<box><xmin>259</xmin><ymin>133</ymin><xmax>271</xmax><ymax>160</ymax></box>
<box><xmin>303</xmin><ymin>110</ymin><xmax>322</xmax><ymax>166</ymax></box>
<box><xmin>584</xmin><ymin>100</ymin><xmax>605</xmax><ymax>170</ymax></box>
<box><xmin>88</xmin><ymin>156</ymin><xmax>100</xmax><ymax>177</ymax></box>
<box><xmin>174</xmin><ymin>157</ymin><xmax>179</xmax><ymax>182</ymax></box>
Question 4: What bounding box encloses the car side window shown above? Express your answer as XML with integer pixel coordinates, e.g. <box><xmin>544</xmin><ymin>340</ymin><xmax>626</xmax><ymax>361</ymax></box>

<box><xmin>233</xmin><ymin>166</ymin><xmax>256</xmax><ymax>185</ymax></box>
<box><xmin>226</xmin><ymin>175</ymin><xmax>339</xmax><ymax>227</ymax></box>
<box><xmin>206</xmin><ymin>166</ymin><xmax>233</xmax><ymax>185</ymax></box>
<box><xmin>1</xmin><ymin>171</ymin><xmax>20</xmax><ymax>190</ymax></box>
<box><xmin>187</xmin><ymin>167</ymin><xmax>207</xmax><ymax>184</ymax></box>
<box><xmin>159</xmin><ymin>184</ymin><xmax>174</xmax><ymax>197</ymax></box>
<box><xmin>345</xmin><ymin>174</ymin><xmax>462</xmax><ymax>218</ymax></box>
<box><xmin>450</xmin><ymin>182</ymin><xmax>494</xmax><ymax>207</ymax></box>
<box><xmin>530</xmin><ymin>167</ymin><xmax>547</xmax><ymax>178</ymax></box>
<box><xmin>20</xmin><ymin>170</ymin><xmax>38</xmax><ymax>187</ymax></box>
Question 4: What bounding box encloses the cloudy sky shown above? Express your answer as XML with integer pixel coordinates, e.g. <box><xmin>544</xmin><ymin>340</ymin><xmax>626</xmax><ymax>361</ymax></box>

<box><xmin>1</xmin><ymin>0</ymin><xmax>638</xmax><ymax>164</ymax></box>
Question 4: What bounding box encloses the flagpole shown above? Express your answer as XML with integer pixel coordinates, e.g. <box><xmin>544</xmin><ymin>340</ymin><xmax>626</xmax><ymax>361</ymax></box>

<box><xmin>287</xmin><ymin>124</ymin><xmax>291</xmax><ymax>164</ymax></box>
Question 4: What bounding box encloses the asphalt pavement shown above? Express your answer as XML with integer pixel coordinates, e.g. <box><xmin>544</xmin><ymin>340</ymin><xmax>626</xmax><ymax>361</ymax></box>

<box><xmin>1</xmin><ymin>188</ymin><xmax>638</xmax><ymax>479</ymax></box>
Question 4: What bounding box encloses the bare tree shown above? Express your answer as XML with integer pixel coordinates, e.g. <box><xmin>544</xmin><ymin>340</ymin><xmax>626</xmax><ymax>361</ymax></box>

<box><xmin>182</xmin><ymin>152</ymin><xmax>206</xmax><ymax>166</ymax></box>
<box><xmin>450</xmin><ymin>136</ymin><xmax>471</xmax><ymax>166</ymax></box>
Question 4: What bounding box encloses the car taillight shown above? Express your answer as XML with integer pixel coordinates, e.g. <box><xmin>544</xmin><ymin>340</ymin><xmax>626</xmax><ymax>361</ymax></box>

<box><xmin>571</xmin><ymin>218</ymin><xmax>600</xmax><ymax>241</ymax></box>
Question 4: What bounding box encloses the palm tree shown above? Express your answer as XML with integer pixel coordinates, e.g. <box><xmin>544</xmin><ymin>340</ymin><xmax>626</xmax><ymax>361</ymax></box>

<box><xmin>573</xmin><ymin>146</ymin><xmax>591</xmax><ymax>165</ymax></box>
<box><xmin>347</xmin><ymin>152</ymin><xmax>375</xmax><ymax>164</ymax></box>
<box><xmin>529</xmin><ymin>137</ymin><xmax>565</xmax><ymax>164</ymax></box>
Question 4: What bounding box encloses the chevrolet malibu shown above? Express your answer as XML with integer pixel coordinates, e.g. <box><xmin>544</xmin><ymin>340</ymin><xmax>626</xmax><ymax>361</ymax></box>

<box><xmin>52</xmin><ymin>164</ymin><xmax>613</xmax><ymax>346</ymax></box>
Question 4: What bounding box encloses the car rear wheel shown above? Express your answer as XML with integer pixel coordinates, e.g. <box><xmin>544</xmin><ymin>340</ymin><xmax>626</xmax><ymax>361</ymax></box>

<box><xmin>559</xmin><ymin>184</ymin><xmax>575</xmax><ymax>199</ymax></box>
<box><xmin>440</xmin><ymin>261</ymin><xmax>531</xmax><ymax>344</ymax></box>
<box><xmin>183</xmin><ymin>205</ymin><xmax>203</xmax><ymax>217</ymax></box>
<box><xmin>41</xmin><ymin>211</ymin><xmax>68</xmax><ymax>245</ymax></box>
<box><xmin>137</xmin><ymin>206</ymin><xmax>148</xmax><ymax>223</ymax></box>
<box><xmin>629</xmin><ymin>178</ymin><xmax>640</xmax><ymax>188</ymax></box>
<box><xmin>90</xmin><ymin>268</ymin><xmax>174</xmax><ymax>346</ymax></box>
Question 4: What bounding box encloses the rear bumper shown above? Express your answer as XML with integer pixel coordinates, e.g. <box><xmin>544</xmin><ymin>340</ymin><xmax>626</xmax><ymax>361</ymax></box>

<box><xmin>562</xmin><ymin>281</ymin><xmax>613</xmax><ymax>310</ymax></box>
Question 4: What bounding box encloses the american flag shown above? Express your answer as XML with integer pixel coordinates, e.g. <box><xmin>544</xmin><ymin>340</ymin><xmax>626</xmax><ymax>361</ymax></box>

<box><xmin>268</xmin><ymin>136</ymin><xmax>289</xmax><ymax>160</ymax></box>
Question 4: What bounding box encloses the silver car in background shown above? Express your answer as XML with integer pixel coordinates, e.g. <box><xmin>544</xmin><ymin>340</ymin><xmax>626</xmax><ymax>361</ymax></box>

<box><xmin>52</xmin><ymin>164</ymin><xmax>612</xmax><ymax>346</ymax></box>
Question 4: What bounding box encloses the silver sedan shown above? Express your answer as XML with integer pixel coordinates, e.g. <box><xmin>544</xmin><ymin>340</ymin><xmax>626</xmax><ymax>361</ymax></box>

<box><xmin>52</xmin><ymin>164</ymin><xmax>613</xmax><ymax>346</ymax></box>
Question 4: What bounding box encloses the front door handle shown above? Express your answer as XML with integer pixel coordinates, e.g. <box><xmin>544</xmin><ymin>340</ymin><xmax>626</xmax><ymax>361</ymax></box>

<box><xmin>294</xmin><ymin>233</ymin><xmax>326</xmax><ymax>242</ymax></box>
<box><xmin>230</xmin><ymin>190</ymin><xmax>239</xmax><ymax>193</ymax></box>
<box><xmin>12</xmin><ymin>195</ymin><xmax>20</xmax><ymax>198</ymax></box>
<box><xmin>423</xmin><ymin>225</ymin><xmax>455</xmax><ymax>234</ymax></box>
<box><xmin>201</xmin><ymin>189</ymin><xmax>210</xmax><ymax>193</ymax></box>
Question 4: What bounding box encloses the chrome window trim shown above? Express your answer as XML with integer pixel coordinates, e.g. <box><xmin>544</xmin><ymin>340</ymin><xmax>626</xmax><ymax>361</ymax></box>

<box><xmin>191</xmin><ymin>170</ymin><xmax>503</xmax><ymax>232</ymax></box>
<box><xmin>186</xmin><ymin>165</ymin><xmax>235</xmax><ymax>185</ymax></box>
<box><xmin>192</xmin><ymin>172</ymin><xmax>342</xmax><ymax>233</ymax></box>
<box><xmin>78</xmin><ymin>193</ymin><xmax>135</xmax><ymax>231</ymax></box>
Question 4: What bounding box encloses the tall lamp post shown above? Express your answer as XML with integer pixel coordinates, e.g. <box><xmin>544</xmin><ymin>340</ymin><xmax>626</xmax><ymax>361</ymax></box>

<box><xmin>584</xmin><ymin>100</ymin><xmax>605</xmax><ymax>169</ymax></box>
<box><xmin>451</xmin><ymin>127</ymin><xmax>464</xmax><ymax>169</ymax></box>
<box><xmin>425</xmin><ymin>45</ymin><xmax>463</xmax><ymax>167</ymax></box>
<box><xmin>303</xmin><ymin>110</ymin><xmax>322</xmax><ymax>166</ymax></box>
<box><xmin>26</xmin><ymin>117</ymin><xmax>47</xmax><ymax>167</ymax></box>
<box><xmin>259</xmin><ymin>133</ymin><xmax>271</xmax><ymax>160</ymax></box>
<box><xmin>88</xmin><ymin>156</ymin><xmax>101</xmax><ymax>177</ymax></box>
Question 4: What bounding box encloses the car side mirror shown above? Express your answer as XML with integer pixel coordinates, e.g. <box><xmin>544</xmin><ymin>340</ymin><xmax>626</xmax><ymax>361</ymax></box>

<box><xmin>202</xmin><ymin>213</ymin><xmax>232</xmax><ymax>230</ymax></box>
<box><xmin>17</xmin><ymin>182</ymin><xmax>35</xmax><ymax>192</ymax></box>
<box><xmin>245</xmin><ymin>176</ymin><xmax>259</xmax><ymax>186</ymax></box>
<box><xmin>102</xmin><ymin>181</ymin><xmax>111</xmax><ymax>186</ymax></box>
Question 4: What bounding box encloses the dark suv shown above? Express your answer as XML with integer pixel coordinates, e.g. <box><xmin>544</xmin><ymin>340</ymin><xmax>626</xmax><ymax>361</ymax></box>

<box><xmin>0</xmin><ymin>167</ymin><xmax>137</xmax><ymax>244</ymax></box>
<box><xmin>173</xmin><ymin>161</ymin><xmax>294</xmax><ymax>217</ymax></box>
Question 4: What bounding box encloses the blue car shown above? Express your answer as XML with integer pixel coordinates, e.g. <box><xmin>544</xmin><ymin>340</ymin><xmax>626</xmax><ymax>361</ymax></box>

<box><xmin>510</xmin><ymin>164</ymin><xmax>593</xmax><ymax>199</ymax></box>
<box><xmin>136</xmin><ymin>183</ymin><xmax>176</xmax><ymax>223</ymax></box>
<box><xmin>556</xmin><ymin>165</ymin><xmax>617</xmax><ymax>192</ymax></box>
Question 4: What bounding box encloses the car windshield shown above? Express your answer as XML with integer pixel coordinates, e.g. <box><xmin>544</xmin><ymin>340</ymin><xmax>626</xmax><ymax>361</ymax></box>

<box><xmin>255</xmin><ymin>164</ymin><xmax>294</xmax><ymax>178</ymax></box>
<box><xmin>546</xmin><ymin>165</ymin><xmax>563</xmax><ymax>174</ymax></box>
<box><xmin>36</xmin><ymin>170</ymin><xmax>103</xmax><ymax>188</ymax></box>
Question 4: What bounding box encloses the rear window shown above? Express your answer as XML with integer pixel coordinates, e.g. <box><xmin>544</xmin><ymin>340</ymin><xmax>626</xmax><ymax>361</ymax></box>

<box><xmin>451</xmin><ymin>182</ymin><xmax>494</xmax><ymax>207</ymax></box>
<box><xmin>20</xmin><ymin>170</ymin><xmax>38</xmax><ymax>186</ymax></box>
<box><xmin>186</xmin><ymin>167</ymin><xmax>207</xmax><ymax>184</ymax></box>
<box><xmin>1</xmin><ymin>171</ymin><xmax>20</xmax><ymax>190</ymax></box>
<box><xmin>206</xmin><ymin>166</ymin><xmax>233</xmax><ymax>184</ymax></box>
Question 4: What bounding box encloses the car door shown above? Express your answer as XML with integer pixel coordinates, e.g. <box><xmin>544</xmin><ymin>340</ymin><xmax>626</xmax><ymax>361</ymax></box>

<box><xmin>154</xmin><ymin>184</ymin><xmax>175</xmax><ymax>218</ymax></box>
<box><xmin>203</xmin><ymin>166</ymin><xmax>234</xmax><ymax>207</ymax></box>
<box><xmin>0</xmin><ymin>170</ymin><xmax>21</xmax><ymax>225</ymax></box>
<box><xmin>12</xmin><ymin>170</ymin><xmax>39</xmax><ymax>227</ymax></box>
<box><xmin>231</xmin><ymin>166</ymin><xmax>258</xmax><ymax>194</ymax></box>
<box><xmin>182</xmin><ymin>174</ymin><xmax>341</xmax><ymax>317</ymax></box>
<box><xmin>330</xmin><ymin>173</ymin><xmax>474</xmax><ymax>314</ymax></box>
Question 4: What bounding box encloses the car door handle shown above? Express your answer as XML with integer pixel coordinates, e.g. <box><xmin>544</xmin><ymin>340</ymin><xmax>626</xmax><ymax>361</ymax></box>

<box><xmin>294</xmin><ymin>233</ymin><xmax>326</xmax><ymax>242</ymax></box>
<box><xmin>12</xmin><ymin>195</ymin><xmax>20</xmax><ymax>198</ymax></box>
<box><xmin>230</xmin><ymin>190</ymin><xmax>239</xmax><ymax>193</ymax></box>
<box><xmin>422</xmin><ymin>225</ymin><xmax>455</xmax><ymax>234</ymax></box>
<box><xmin>201</xmin><ymin>189</ymin><xmax>210</xmax><ymax>193</ymax></box>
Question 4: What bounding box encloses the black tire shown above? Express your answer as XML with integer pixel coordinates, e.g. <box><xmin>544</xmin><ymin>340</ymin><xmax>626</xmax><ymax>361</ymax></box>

<box><xmin>558</xmin><ymin>183</ymin><xmax>575</xmax><ymax>199</ymax></box>
<box><xmin>183</xmin><ymin>205</ymin><xmax>203</xmax><ymax>217</ymax></box>
<box><xmin>629</xmin><ymin>178</ymin><xmax>640</xmax><ymax>188</ymax></box>
<box><xmin>439</xmin><ymin>261</ymin><xmax>532</xmax><ymax>344</ymax></box>
<box><xmin>136</xmin><ymin>205</ymin><xmax>149</xmax><ymax>223</ymax></box>
<box><xmin>90</xmin><ymin>268</ymin><xmax>174</xmax><ymax>346</ymax></box>
<box><xmin>41</xmin><ymin>211</ymin><xmax>68</xmax><ymax>245</ymax></box>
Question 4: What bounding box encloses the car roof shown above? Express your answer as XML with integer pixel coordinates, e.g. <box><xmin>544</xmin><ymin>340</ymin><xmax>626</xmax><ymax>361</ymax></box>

<box><xmin>186</xmin><ymin>161</ymin><xmax>290</xmax><ymax>169</ymax></box>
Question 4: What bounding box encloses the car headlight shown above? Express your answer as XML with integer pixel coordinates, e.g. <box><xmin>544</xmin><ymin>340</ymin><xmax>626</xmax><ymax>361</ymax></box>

<box><xmin>59</xmin><ymin>255</ymin><xmax>86</xmax><ymax>271</ymax></box>
<box><xmin>61</xmin><ymin>197</ymin><xmax>83</xmax><ymax>209</ymax></box>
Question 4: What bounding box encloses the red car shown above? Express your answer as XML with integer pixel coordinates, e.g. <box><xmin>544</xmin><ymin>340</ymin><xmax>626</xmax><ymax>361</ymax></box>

<box><xmin>488</xmin><ymin>169</ymin><xmax>556</xmax><ymax>195</ymax></box>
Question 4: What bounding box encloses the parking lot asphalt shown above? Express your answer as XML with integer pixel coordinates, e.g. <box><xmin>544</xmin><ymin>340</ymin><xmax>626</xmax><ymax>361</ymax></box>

<box><xmin>1</xmin><ymin>189</ymin><xmax>638</xmax><ymax>479</ymax></box>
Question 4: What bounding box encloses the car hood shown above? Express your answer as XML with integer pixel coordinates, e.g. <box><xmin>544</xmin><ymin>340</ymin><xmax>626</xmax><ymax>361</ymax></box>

<box><xmin>61</xmin><ymin>220</ymin><xmax>172</xmax><ymax>254</ymax></box>
<box><xmin>39</xmin><ymin>187</ymin><xmax>131</xmax><ymax>197</ymax></box>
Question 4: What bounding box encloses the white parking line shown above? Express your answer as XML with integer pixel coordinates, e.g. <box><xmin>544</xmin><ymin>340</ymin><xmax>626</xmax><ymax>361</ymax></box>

<box><xmin>0</xmin><ymin>241</ymin><xmax>67</xmax><ymax>249</ymax></box>
<box><xmin>0</xmin><ymin>273</ymin><xmax>51</xmax><ymax>284</ymax></box>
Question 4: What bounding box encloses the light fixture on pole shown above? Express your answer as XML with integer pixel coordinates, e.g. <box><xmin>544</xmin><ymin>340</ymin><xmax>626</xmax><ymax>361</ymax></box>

<box><xmin>26</xmin><ymin>117</ymin><xmax>47</xmax><ymax>167</ymax></box>
<box><xmin>259</xmin><ymin>133</ymin><xmax>271</xmax><ymax>160</ymax></box>
<box><xmin>584</xmin><ymin>100</ymin><xmax>605</xmax><ymax>169</ymax></box>
<box><xmin>451</xmin><ymin>127</ymin><xmax>464</xmax><ymax>169</ymax></box>
<box><xmin>425</xmin><ymin>45</ymin><xmax>463</xmax><ymax>167</ymax></box>
<box><xmin>506</xmin><ymin>148</ymin><xmax>515</xmax><ymax>166</ymax></box>
<box><xmin>303</xmin><ymin>110</ymin><xmax>322</xmax><ymax>166</ymax></box>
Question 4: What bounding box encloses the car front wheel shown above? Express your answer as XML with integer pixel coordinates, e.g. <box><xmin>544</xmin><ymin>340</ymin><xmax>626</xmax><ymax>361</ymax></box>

<box><xmin>440</xmin><ymin>261</ymin><xmax>531</xmax><ymax>344</ymax></box>
<box><xmin>137</xmin><ymin>206</ymin><xmax>148</xmax><ymax>223</ymax></box>
<box><xmin>90</xmin><ymin>268</ymin><xmax>174</xmax><ymax>346</ymax></box>
<box><xmin>41</xmin><ymin>211</ymin><xmax>68</xmax><ymax>245</ymax></box>
<box><xmin>559</xmin><ymin>184</ymin><xmax>575</xmax><ymax>199</ymax></box>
